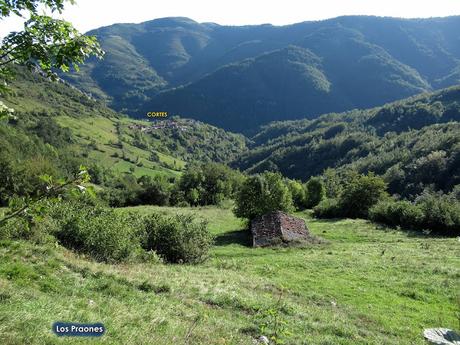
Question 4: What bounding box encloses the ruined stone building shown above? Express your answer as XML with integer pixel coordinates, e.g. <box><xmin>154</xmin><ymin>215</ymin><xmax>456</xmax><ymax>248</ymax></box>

<box><xmin>250</xmin><ymin>211</ymin><xmax>315</xmax><ymax>247</ymax></box>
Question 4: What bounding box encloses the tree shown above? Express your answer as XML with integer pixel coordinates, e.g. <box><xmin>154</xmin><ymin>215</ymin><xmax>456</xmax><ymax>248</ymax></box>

<box><xmin>340</xmin><ymin>173</ymin><xmax>388</xmax><ymax>218</ymax></box>
<box><xmin>0</xmin><ymin>0</ymin><xmax>103</xmax><ymax>96</ymax></box>
<box><xmin>176</xmin><ymin>163</ymin><xmax>244</xmax><ymax>206</ymax></box>
<box><xmin>286</xmin><ymin>179</ymin><xmax>306</xmax><ymax>210</ymax></box>
<box><xmin>305</xmin><ymin>177</ymin><xmax>325</xmax><ymax>208</ymax></box>
<box><xmin>234</xmin><ymin>172</ymin><xmax>294</xmax><ymax>221</ymax></box>
<box><xmin>0</xmin><ymin>151</ymin><xmax>17</xmax><ymax>205</ymax></box>
<box><xmin>137</xmin><ymin>175</ymin><xmax>171</xmax><ymax>206</ymax></box>
<box><xmin>0</xmin><ymin>165</ymin><xmax>93</xmax><ymax>229</ymax></box>
<box><xmin>323</xmin><ymin>168</ymin><xmax>342</xmax><ymax>199</ymax></box>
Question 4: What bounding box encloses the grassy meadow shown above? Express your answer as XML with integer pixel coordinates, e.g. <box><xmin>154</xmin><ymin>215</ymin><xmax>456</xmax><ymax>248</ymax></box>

<box><xmin>56</xmin><ymin>115</ymin><xmax>184</xmax><ymax>178</ymax></box>
<box><xmin>0</xmin><ymin>206</ymin><xmax>458</xmax><ymax>344</ymax></box>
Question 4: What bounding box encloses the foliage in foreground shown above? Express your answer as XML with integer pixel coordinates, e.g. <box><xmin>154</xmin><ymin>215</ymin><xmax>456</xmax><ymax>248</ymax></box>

<box><xmin>1</xmin><ymin>201</ymin><xmax>213</xmax><ymax>264</ymax></box>
<box><xmin>142</xmin><ymin>213</ymin><xmax>212</xmax><ymax>264</ymax></box>
<box><xmin>0</xmin><ymin>0</ymin><xmax>103</xmax><ymax>96</ymax></box>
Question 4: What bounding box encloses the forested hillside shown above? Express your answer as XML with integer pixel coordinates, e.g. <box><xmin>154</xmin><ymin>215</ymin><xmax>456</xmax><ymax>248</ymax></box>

<box><xmin>233</xmin><ymin>86</ymin><xmax>460</xmax><ymax>198</ymax></box>
<box><xmin>0</xmin><ymin>68</ymin><xmax>247</xmax><ymax>205</ymax></box>
<box><xmin>62</xmin><ymin>16</ymin><xmax>460</xmax><ymax>132</ymax></box>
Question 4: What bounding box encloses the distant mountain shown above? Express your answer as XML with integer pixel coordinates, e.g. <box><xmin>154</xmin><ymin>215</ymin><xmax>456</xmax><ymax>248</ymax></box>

<box><xmin>232</xmin><ymin>86</ymin><xmax>460</xmax><ymax>197</ymax></box>
<box><xmin>63</xmin><ymin>16</ymin><xmax>460</xmax><ymax>132</ymax></box>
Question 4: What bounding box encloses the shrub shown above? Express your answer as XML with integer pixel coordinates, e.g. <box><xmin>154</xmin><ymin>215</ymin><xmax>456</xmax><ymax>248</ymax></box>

<box><xmin>323</xmin><ymin>168</ymin><xmax>343</xmax><ymax>199</ymax></box>
<box><xmin>369</xmin><ymin>195</ymin><xmax>460</xmax><ymax>236</ymax></box>
<box><xmin>0</xmin><ymin>199</ymin><xmax>59</xmax><ymax>243</ymax></box>
<box><xmin>0</xmin><ymin>218</ymin><xmax>27</xmax><ymax>241</ymax></box>
<box><xmin>137</xmin><ymin>175</ymin><xmax>171</xmax><ymax>206</ymax></box>
<box><xmin>177</xmin><ymin>163</ymin><xmax>244</xmax><ymax>206</ymax></box>
<box><xmin>305</xmin><ymin>177</ymin><xmax>325</xmax><ymax>208</ymax></box>
<box><xmin>52</xmin><ymin>202</ymin><xmax>143</xmax><ymax>262</ymax></box>
<box><xmin>142</xmin><ymin>213</ymin><xmax>212</xmax><ymax>264</ymax></box>
<box><xmin>286</xmin><ymin>179</ymin><xmax>306</xmax><ymax>210</ymax></box>
<box><xmin>369</xmin><ymin>200</ymin><xmax>424</xmax><ymax>229</ymax></box>
<box><xmin>416</xmin><ymin>193</ymin><xmax>460</xmax><ymax>236</ymax></box>
<box><xmin>313</xmin><ymin>198</ymin><xmax>342</xmax><ymax>218</ymax></box>
<box><xmin>313</xmin><ymin>173</ymin><xmax>388</xmax><ymax>219</ymax></box>
<box><xmin>234</xmin><ymin>172</ymin><xmax>294</xmax><ymax>220</ymax></box>
<box><xmin>339</xmin><ymin>173</ymin><xmax>388</xmax><ymax>218</ymax></box>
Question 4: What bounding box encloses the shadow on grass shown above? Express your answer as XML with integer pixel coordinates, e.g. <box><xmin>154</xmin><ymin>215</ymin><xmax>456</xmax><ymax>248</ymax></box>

<box><xmin>214</xmin><ymin>229</ymin><xmax>251</xmax><ymax>247</ymax></box>
<box><xmin>309</xmin><ymin>217</ymin><xmax>346</xmax><ymax>223</ymax></box>
<box><xmin>374</xmin><ymin>223</ymin><xmax>453</xmax><ymax>239</ymax></box>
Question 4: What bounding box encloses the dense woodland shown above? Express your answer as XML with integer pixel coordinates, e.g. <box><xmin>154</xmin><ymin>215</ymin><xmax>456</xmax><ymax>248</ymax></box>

<box><xmin>234</xmin><ymin>87</ymin><xmax>460</xmax><ymax>198</ymax></box>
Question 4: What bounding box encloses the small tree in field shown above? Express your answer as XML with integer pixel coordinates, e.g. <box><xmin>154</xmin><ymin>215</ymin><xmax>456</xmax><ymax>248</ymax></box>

<box><xmin>287</xmin><ymin>179</ymin><xmax>306</xmax><ymax>210</ymax></box>
<box><xmin>234</xmin><ymin>172</ymin><xmax>294</xmax><ymax>221</ymax></box>
<box><xmin>305</xmin><ymin>177</ymin><xmax>325</xmax><ymax>208</ymax></box>
<box><xmin>340</xmin><ymin>172</ymin><xmax>388</xmax><ymax>218</ymax></box>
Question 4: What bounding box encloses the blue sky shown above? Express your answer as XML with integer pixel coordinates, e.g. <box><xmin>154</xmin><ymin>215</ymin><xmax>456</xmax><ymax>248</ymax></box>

<box><xmin>1</xmin><ymin>0</ymin><xmax>459</xmax><ymax>36</ymax></box>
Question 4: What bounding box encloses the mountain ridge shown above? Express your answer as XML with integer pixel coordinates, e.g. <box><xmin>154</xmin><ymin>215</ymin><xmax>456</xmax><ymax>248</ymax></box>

<box><xmin>62</xmin><ymin>15</ymin><xmax>460</xmax><ymax>132</ymax></box>
<box><xmin>232</xmin><ymin>84</ymin><xmax>460</xmax><ymax>197</ymax></box>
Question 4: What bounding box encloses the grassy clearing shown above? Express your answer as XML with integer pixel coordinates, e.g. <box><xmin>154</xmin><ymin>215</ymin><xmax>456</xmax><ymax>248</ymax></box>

<box><xmin>56</xmin><ymin>115</ymin><xmax>183</xmax><ymax>178</ymax></box>
<box><xmin>56</xmin><ymin>116</ymin><xmax>119</xmax><ymax>144</ymax></box>
<box><xmin>0</xmin><ymin>207</ymin><xmax>458</xmax><ymax>344</ymax></box>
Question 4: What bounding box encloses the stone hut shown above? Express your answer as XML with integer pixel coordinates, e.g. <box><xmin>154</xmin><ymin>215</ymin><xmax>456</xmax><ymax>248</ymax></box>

<box><xmin>250</xmin><ymin>211</ymin><xmax>314</xmax><ymax>247</ymax></box>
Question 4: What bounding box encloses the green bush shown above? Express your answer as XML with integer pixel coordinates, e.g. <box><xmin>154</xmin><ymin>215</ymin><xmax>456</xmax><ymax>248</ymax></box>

<box><xmin>0</xmin><ymin>218</ymin><xmax>27</xmax><ymax>241</ymax></box>
<box><xmin>286</xmin><ymin>179</ymin><xmax>306</xmax><ymax>210</ymax></box>
<box><xmin>369</xmin><ymin>200</ymin><xmax>424</xmax><ymax>229</ymax></box>
<box><xmin>234</xmin><ymin>172</ymin><xmax>294</xmax><ymax>220</ymax></box>
<box><xmin>313</xmin><ymin>198</ymin><xmax>342</xmax><ymax>218</ymax></box>
<box><xmin>416</xmin><ymin>193</ymin><xmax>460</xmax><ymax>236</ymax></box>
<box><xmin>176</xmin><ymin>163</ymin><xmax>244</xmax><ymax>206</ymax></box>
<box><xmin>304</xmin><ymin>177</ymin><xmax>325</xmax><ymax>208</ymax></box>
<box><xmin>137</xmin><ymin>175</ymin><xmax>171</xmax><ymax>206</ymax></box>
<box><xmin>369</xmin><ymin>195</ymin><xmax>460</xmax><ymax>236</ymax></box>
<box><xmin>313</xmin><ymin>173</ymin><xmax>387</xmax><ymax>219</ymax></box>
<box><xmin>339</xmin><ymin>173</ymin><xmax>388</xmax><ymax>218</ymax></box>
<box><xmin>52</xmin><ymin>202</ymin><xmax>143</xmax><ymax>262</ymax></box>
<box><xmin>142</xmin><ymin>213</ymin><xmax>212</xmax><ymax>264</ymax></box>
<box><xmin>0</xmin><ymin>198</ymin><xmax>59</xmax><ymax>243</ymax></box>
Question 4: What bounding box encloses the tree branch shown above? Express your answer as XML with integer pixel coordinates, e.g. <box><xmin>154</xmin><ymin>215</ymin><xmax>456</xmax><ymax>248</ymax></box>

<box><xmin>0</xmin><ymin>178</ymin><xmax>79</xmax><ymax>226</ymax></box>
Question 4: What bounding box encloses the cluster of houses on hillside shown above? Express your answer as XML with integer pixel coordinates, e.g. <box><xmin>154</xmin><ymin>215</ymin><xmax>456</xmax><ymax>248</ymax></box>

<box><xmin>128</xmin><ymin>120</ymin><xmax>189</xmax><ymax>133</ymax></box>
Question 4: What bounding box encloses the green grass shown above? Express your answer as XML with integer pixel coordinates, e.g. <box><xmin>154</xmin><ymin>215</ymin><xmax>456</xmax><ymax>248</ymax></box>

<box><xmin>55</xmin><ymin>115</ymin><xmax>184</xmax><ymax>178</ymax></box>
<box><xmin>56</xmin><ymin>116</ymin><xmax>119</xmax><ymax>144</ymax></box>
<box><xmin>0</xmin><ymin>207</ymin><xmax>458</xmax><ymax>344</ymax></box>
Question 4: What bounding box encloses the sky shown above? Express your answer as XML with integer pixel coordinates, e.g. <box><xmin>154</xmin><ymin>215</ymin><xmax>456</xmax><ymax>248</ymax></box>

<box><xmin>1</xmin><ymin>0</ymin><xmax>460</xmax><ymax>36</ymax></box>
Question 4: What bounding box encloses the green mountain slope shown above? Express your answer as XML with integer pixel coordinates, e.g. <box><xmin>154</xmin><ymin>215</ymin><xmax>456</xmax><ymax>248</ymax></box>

<box><xmin>233</xmin><ymin>86</ymin><xmax>460</xmax><ymax>197</ymax></box>
<box><xmin>62</xmin><ymin>16</ymin><xmax>460</xmax><ymax>132</ymax></box>
<box><xmin>145</xmin><ymin>46</ymin><xmax>335</xmax><ymax>132</ymax></box>
<box><xmin>1</xmin><ymin>68</ymin><xmax>248</xmax><ymax>182</ymax></box>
